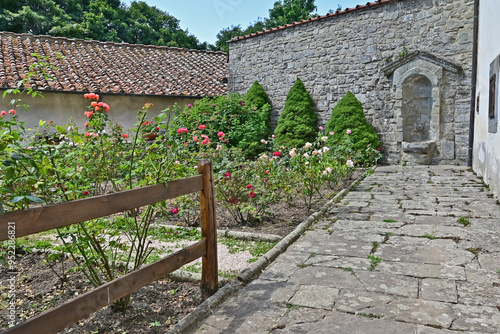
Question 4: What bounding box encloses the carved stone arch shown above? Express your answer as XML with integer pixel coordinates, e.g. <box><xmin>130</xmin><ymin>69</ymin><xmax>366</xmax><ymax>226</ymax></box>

<box><xmin>383</xmin><ymin>51</ymin><xmax>462</xmax><ymax>165</ymax></box>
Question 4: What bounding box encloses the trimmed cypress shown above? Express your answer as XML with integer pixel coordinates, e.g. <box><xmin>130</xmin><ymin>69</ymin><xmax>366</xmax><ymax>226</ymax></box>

<box><xmin>246</xmin><ymin>80</ymin><xmax>270</xmax><ymax>109</ymax></box>
<box><xmin>274</xmin><ymin>78</ymin><xmax>317</xmax><ymax>148</ymax></box>
<box><xmin>325</xmin><ymin>91</ymin><xmax>381</xmax><ymax>152</ymax></box>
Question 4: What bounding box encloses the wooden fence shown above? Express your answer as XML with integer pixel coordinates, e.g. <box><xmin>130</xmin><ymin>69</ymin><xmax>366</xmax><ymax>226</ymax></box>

<box><xmin>0</xmin><ymin>159</ymin><xmax>218</xmax><ymax>334</ymax></box>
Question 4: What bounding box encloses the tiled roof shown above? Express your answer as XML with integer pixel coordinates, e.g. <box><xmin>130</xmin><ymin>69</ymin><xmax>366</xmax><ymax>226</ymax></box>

<box><xmin>230</xmin><ymin>0</ymin><xmax>395</xmax><ymax>42</ymax></box>
<box><xmin>0</xmin><ymin>31</ymin><xmax>228</xmax><ymax>97</ymax></box>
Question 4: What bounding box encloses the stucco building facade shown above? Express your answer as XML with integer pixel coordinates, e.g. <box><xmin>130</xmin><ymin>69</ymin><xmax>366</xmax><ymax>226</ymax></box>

<box><xmin>473</xmin><ymin>0</ymin><xmax>500</xmax><ymax>198</ymax></box>
<box><xmin>0</xmin><ymin>32</ymin><xmax>228</xmax><ymax>132</ymax></box>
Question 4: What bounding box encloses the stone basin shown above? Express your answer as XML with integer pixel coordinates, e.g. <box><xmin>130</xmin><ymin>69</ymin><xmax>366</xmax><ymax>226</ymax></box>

<box><xmin>402</xmin><ymin>141</ymin><xmax>436</xmax><ymax>154</ymax></box>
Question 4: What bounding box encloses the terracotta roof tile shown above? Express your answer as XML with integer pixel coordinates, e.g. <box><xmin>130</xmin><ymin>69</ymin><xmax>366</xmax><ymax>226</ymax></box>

<box><xmin>0</xmin><ymin>31</ymin><xmax>228</xmax><ymax>97</ymax></box>
<box><xmin>230</xmin><ymin>0</ymin><xmax>395</xmax><ymax>42</ymax></box>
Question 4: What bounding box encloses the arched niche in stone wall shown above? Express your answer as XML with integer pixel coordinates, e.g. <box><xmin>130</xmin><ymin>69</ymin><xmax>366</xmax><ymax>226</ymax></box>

<box><xmin>402</xmin><ymin>74</ymin><xmax>434</xmax><ymax>143</ymax></box>
<box><xmin>383</xmin><ymin>51</ymin><xmax>462</xmax><ymax>165</ymax></box>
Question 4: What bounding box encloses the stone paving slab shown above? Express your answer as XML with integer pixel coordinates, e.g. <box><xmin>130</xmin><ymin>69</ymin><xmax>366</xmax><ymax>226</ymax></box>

<box><xmin>191</xmin><ymin>166</ymin><xmax>500</xmax><ymax>334</ymax></box>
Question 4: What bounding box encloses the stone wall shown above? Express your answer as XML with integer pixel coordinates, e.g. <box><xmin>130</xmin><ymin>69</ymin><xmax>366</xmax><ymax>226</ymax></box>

<box><xmin>229</xmin><ymin>0</ymin><xmax>474</xmax><ymax>165</ymax></box>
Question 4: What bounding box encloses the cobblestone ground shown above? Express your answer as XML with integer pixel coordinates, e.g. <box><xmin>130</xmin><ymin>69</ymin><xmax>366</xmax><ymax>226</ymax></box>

<box><xmin>193</xmin><ymin>166</ymin><xmax>500</xmax><ymax>333</ymax></box>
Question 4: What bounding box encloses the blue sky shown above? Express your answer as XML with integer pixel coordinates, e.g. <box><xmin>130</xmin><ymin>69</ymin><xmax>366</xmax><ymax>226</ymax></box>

<box><xmin>124</xmin><ymin>1</ymin><xmax>366</xmax><ymax>45</ymax></box>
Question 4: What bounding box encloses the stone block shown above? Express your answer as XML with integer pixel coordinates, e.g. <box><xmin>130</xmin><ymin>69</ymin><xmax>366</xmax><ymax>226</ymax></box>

<box><xmin>441</xmin><ymin>141</ymin><xmax>455</xmax><ymax>160</ymax></box>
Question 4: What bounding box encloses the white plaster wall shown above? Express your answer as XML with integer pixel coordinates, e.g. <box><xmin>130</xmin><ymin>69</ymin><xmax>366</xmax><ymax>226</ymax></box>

<box><xmin>473</xmin><ymin>0</ymin><xmax>500</xmax><ymax>198</ymax></box>
<box><xmin>0</xmin><ymin>91</ymin><xmax>195</xmax><ymax>134</ymax></box>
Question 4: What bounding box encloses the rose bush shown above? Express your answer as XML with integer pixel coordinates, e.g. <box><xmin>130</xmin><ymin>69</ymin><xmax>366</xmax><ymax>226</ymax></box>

<box><xmin>1</xmin><ymin>70</ymin><xmax>382</xmax><ymax>312</ymax></box>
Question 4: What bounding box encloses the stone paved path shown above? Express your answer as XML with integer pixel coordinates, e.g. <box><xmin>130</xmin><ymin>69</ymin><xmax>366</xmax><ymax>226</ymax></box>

<box><xmin>193</xmin><ymin>166</ymin><xmax>500</xmax><ymax>333</ymax></box>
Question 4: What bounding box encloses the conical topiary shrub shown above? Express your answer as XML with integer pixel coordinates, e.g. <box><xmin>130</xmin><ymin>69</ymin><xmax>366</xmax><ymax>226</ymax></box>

<box><xmin>274</xmin><ymin>78</ymin><xmax>317</xmax><ymax>148</ymax></box>
<box><xmin>245</xmin><ymin>80</ymin><xmax>272</xmax><ymax>137</ymax></box>
<box><xmin>325</xmin><ymin>91</ymin><xmax>381</xmax><ymax>153</ymax></box>
<box><xmin>238</xmin><ymin>81</ymin><xmax>273</xmax><ymax>158</ymax></box>
<box><xmin>246</xmin><ymin>80</ymin><xmax>270</xmax><ymax>110</ymax></box>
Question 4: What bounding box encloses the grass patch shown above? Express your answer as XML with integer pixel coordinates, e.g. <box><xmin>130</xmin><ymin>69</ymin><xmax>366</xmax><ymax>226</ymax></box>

<box><xmin>149</xmin><ymin>226</ymin><xmax>201</xmax><ymax>241</ymax></box>
<box><xmin>219</xmin><ymin>237</ymin><xmax>277</xmax><ymax>263</ymax></box>
<box><xmin>341</xmin><ymin>267</ymin><xmax>355</xmax><ymax>275</ymax></box>
<box><xmin>308</xmin><ymin>252</ymin><xmax>317</xmax><ymax>259</ymax></box>
<box><xmin>284</xmin><ymin>303</ymin><xmax>301</xmax><ymax>316</ymax></box>
<box><xmin>183</xmin><ymin>264</ymin><xmax>202</xmax><ymax>274</ymax></box>
<box><xmin>357</xmin><ymin>312</ymin><xmax>384</xmax><ymax>319</ymax></box>
<box><xmin>219</xmin><ymin>270</ymin><xmax>239</xmax><ymax>279</ymax></box>
<box><xmin>422</xmin><ymin>234</ymin><xmax>438</xmax><ymax>240</ymax></box>
<box><xmin>383</xmin><ymin>219</ymin><xmax>398</xmax><ymax>223</ymax></box>
<box><xmin>458</xmin><ymin>216</ymin><xmax>471</xmax><ymax>226</ymax></box>
<box><xmin>367</xmin><ymin>254</ymin><xmax>382</xmax><ymax>271</ymax></box>
<box><xmin>466</xmin><ymin>247</ymin><xmax>482</xmax><ymax>256</ymax></box>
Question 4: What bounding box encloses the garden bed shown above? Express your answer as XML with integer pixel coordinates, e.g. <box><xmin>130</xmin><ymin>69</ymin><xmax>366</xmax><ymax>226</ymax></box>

<box><xmin>0</xmin><ymin>170</ymin><xmax>362</xmax><ymax>333</ymax></box>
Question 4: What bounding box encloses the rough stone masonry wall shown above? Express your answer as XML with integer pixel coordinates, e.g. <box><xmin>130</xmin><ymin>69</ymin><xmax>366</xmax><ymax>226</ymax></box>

<box><xmin>229</xmin><ymin>0</ymin><xmax>474</xmax><ymax>164</ymax></box>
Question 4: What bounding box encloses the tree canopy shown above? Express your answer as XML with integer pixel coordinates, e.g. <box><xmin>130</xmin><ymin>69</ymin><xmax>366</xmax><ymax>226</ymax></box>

<box><xmin>212</xmin><ymin>0</ymin><xmax>318</xmax><ymax>52</ymax></box>
<box><xmin>0</xmin><ymin>0</ymin><xmax>333</xmax><ymax>52</ymax></box>
<box><xmin>0</xmin><ymin>0</ymin><xmax>207</xmax><ymax>50</ymax></box>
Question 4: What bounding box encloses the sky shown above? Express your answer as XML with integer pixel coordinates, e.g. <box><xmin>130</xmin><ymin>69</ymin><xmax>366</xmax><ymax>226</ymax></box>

<box><xmin>124</xmin><ymin>1</ymin><xmax>366</xmax><ymax>45</ymax></box>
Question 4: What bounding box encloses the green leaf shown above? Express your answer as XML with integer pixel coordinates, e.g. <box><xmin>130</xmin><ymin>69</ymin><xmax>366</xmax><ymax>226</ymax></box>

<box><xmin>25</xmin><ymin>195</ymin><xmax>45</xmax><ymax>204</ymax></box>
<box><xmin>20</xmin><ymin>153</ymin><xmax>33</xmax><ymax>159</ymax></box>
<box><xmin>56</xmin><ymin>125</ymin><xmax>66</xmax><ymax>134</ymax></box>
<box><xmin>2</xmin><ymin>160</ymin><xmax>14</xmax><ymax>166</ymax></box>
<box><xmin>6</xmin><ymin>167</ymin><xmax>15</xmax><ymax>180</ymax></box>
<box><xmin>10</xmin><ymin>196</ymin><xmax>26</xmax><ymax>204</ymax></box>
<box><xmin>9</xmin><ymin>153</ymin><xmax>23</xmax><ymax>160</ymax></box>
<box><xmin>72</xmin><ymin>135</ymin><xmax>84</xmax><ymax>144</ymax></box>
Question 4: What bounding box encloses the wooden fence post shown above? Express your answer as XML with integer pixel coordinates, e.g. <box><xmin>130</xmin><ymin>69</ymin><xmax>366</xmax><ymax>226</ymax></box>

<box><xmin>198</xmin><ymin>159</ymin><xmax>218</xmax><ymax>299</ymax></box>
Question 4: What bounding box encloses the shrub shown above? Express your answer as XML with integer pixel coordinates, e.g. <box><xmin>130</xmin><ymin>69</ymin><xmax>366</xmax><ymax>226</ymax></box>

<box><xmin>169</xmin><ymin>94</ymin><xmax>270</xmax><ymax>159</ymax></box>
<box><xmin>325</xmin><ymin>91</ymin><xmax>381</xmax><ymax>158</ymax></box>
<box><xmin>245</xmin><ymin>80</ymin><xmax>273</xmax><ymax>144</ymax></box>
<box><xmin>274</xmin><ymin>78</ymin><xmax>317</xmax><ymax>148</ymax></box>
<box><xmin>246</xmin><ymin>80</ymin><xmax>270</xmax><ymax>110</ymax></box>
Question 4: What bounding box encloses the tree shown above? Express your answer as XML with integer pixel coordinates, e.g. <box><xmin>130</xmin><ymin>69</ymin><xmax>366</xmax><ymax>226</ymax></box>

<box><xmin>0</xmin><ymin>0</ymin><xmax>208</xmax><ymax>49</ymax></box>
<box><xmin>213</xmin><ymin>0</ymin><xmax>316</xmax><ymax>52</ymax></box>
<box><xmin>211</xmin><ymin>25</ymin><xmax>244</xmax><ymax>53</ymax></box>
<box><xmin>0</xmin><ymin>0</ymin><xmax>72</xmax><ymax>35</ymax></box>
<box><xmin>266</xmin><ymin>0</ymin><xmax>316</xmax><ymax>28</ymax></box>
<box><xmin>274</xmin><ymin>78</ymin><xmax>317</xmax><ymax>148</ymax></box>
<box><xmin>325</xmin><ymin>91</ymin><xmax>381</xmax><ymax>153</ymax></box>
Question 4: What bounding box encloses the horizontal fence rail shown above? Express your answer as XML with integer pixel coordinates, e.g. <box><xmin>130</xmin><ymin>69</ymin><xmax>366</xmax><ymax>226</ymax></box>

<box><xmin>1</xmin><ymin>159</ymin><xmax>218</xmax><ymax>334</ymax></box>
<box><xmin>0</xmin><ymin>175</ymin><xmax>204</xmax><ymax>241</ymax></box>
